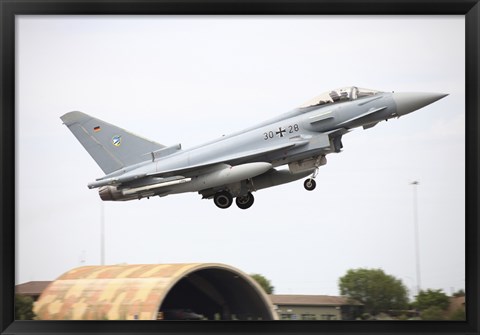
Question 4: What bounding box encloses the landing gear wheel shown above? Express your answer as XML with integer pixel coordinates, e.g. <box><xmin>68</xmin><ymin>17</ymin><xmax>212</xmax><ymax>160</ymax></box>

<box><xmin>236</xmin><ymin>192</ymin><xmax>255</xmax><ymax>210</ymax></box>
<box><xmin>304</xmin><ymin>178</ymin><xmax>316</xmax><ymax>191</ymax></box>
<box><xmin>214</xmin><ymin>191</ymin><xmax>233</xmax><ymax>209</ymax></box>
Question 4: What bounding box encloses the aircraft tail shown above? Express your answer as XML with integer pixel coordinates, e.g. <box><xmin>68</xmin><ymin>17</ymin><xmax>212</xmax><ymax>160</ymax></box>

<box><xmin>60</xmin><ymin>111</ymin><xmax>166</xmax><ymax>174</ymax></box>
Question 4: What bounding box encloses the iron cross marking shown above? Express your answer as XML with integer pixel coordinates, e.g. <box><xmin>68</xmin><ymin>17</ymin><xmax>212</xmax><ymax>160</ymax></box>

<box><xmin>276</xmin><ymin>127</ymin><xmax>286</xmax><ymax>137</ymax></box>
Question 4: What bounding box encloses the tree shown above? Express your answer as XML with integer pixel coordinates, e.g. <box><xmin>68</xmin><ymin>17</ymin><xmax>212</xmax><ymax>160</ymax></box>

<box><xmin>250</xmin><ymin>273</ymin><xmax>274</xmax><ymax>294</ymax></box>
<box><xmin>338</xmin><ymin>268</ymin><xmax>409</xmax><ymax>315</ymax></box>
<box><xmin>449</xmin><ymin>307</ymin><xmax>466</xmax><ymax>320</ymax></box>
<box><xmin>452</xmin><ymin>289</ymin><xmax>465</xmax><ymax>297</ymax></box>
<box><xmin>15</xmin><ymin>294</ymin><xmax>36</xmax><ymax>320</ymax></box>
<box><xmin>420</xmin><ymin>306</ymin><xmax>445</xmax><ymax>320</ymax></box>
<box><xmin>413</xmin><ymin>289</ymin><xmax>449</xmax><ymax>312</ymax></box>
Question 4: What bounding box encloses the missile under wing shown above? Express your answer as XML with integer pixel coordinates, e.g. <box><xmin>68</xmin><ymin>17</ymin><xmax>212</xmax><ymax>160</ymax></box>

<box><xmin>60</xmin><ymin>86</ymin><xmax>447</xmax><ymax>209</ymax></box>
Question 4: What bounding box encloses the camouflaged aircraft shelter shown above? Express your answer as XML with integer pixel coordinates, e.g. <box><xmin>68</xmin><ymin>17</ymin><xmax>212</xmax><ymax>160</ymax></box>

<box><xmin>34</xmin><ymin>263</ymin><xmax>277</xmax><ymax>321</ymax></box>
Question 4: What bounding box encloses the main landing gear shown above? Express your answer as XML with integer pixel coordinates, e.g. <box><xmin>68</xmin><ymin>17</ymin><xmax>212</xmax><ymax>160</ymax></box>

<box><xmin>213</xmin><ymin>191</ymin><xmax>255</xmax><ymax>210</ymax></box>
<box><xmin>213</xmin><ymin>191</ymin><xmax>233</xmax><ymax>209</ymax></box>
<box><xmin>235</xmin><ymin>192</ymin><xmax>255</xmax><ymax>209</ymax></box>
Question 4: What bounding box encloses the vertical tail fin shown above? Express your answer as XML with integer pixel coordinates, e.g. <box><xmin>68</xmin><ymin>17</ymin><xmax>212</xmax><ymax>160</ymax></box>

<box><xmin>60</xmin><ymin>111</ymin><xmax>165</xmax><ymax>174</ymax></box>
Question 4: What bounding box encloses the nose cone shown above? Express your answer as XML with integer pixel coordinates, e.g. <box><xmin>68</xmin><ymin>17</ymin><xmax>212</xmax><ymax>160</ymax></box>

<box><xmin>393</xmin><ymin>92</ymin><xmax>448</xmax><ymax>116</ymax></box>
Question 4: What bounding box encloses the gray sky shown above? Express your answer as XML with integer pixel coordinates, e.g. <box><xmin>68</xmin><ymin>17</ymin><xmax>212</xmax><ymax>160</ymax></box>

<box><xmin>16</xmin><ymin>16</ymin><xmax>465</xmax><ymax>298</ymax></box>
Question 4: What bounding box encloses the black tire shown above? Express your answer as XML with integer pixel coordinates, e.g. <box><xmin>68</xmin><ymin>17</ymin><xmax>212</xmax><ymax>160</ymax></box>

<box><xmin>304</xmin><ymin>179</ymin><xmax>316</xmax><ymax>191</ymax></box>
<box><xmin>236</xmin><ymin>192</ymin><xmax>255</xmax><ymax>210</ymax></box>
<box><xmin>214</xmin><ymin>191</ymin><xmax>233</xmax><ymax>209</ymax></box>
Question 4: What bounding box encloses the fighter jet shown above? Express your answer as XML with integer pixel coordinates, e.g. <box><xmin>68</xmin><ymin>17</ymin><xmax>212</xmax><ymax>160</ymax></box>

<box><xmin>61</xmin><ymin>86</ymin><xmax>447</xmax><ymax>209</ymax></box>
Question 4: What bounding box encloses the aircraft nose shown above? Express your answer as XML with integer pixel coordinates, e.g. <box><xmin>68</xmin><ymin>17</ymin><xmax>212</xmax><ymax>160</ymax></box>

<box><xmin>393</xmin><ymin>92</ymin><xmax>448</xmax><ymax>116</ymax></box>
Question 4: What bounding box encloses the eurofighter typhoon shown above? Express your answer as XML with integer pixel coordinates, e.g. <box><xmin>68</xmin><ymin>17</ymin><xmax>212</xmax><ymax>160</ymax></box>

<box><xmin>61</xmin><ymin>86</ymin><xmax>447</xmax><ymax>209</ymax></box>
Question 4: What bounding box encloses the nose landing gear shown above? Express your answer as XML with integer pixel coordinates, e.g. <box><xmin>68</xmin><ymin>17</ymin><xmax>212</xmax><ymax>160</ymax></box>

<box><xmin>304</xmin><ymin>178</ymin><xmax>316</xmax><ymax>191</ymax></box>
<box><xmin>303</xmin><ymin>156</ymin><xmax>323</xmax><ymax>191</ymax></box>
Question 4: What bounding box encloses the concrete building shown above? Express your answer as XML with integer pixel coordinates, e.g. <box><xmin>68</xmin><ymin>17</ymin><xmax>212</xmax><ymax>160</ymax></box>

<box><xmin>18</xmin><ymin>278</ymin><xmax>464</xmax><ymax>321</ymax></box>
<box><xmin>32</xmin><ymin>263</ymin><xmax>277</xmax><ymax>320</ymax></box>
<box><xmin>15</xmin><ymin>281</ymin><xmax>51</xmax><ymax>302</ymax></box>
<box><xmin>270</xmin><ymin>295</ymin><xmax>363</xmax><ymax>320</ymax></box>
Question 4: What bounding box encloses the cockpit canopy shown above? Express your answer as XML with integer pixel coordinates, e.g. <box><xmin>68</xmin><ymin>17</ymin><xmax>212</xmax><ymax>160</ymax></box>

<box><xmin>298</xmin><ymin>86</ymin><xmax>382</xmax><ymax>109</ymax></box>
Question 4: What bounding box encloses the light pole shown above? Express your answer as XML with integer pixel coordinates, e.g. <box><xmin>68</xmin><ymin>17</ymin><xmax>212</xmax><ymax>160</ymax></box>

<box><xmin>403</xmin><ymin>275</ymin><xmax>416</xmax><ymax>300</ymax></box>
<box><xmin>100</xmin><ymin>201</ymin><xmax>105</xmax><ymax>266</ymax></box>
<box><xmin>411</xmin><ymin>181</ymin><xmax>421</xmax><ymax>296</ymax></box>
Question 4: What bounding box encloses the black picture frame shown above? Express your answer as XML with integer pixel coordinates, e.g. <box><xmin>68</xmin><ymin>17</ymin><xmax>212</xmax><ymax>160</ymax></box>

<box><xmin>1</xmin><ymin>1</ymin><xmax>478</xmax><ymax>334</ymax></box>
